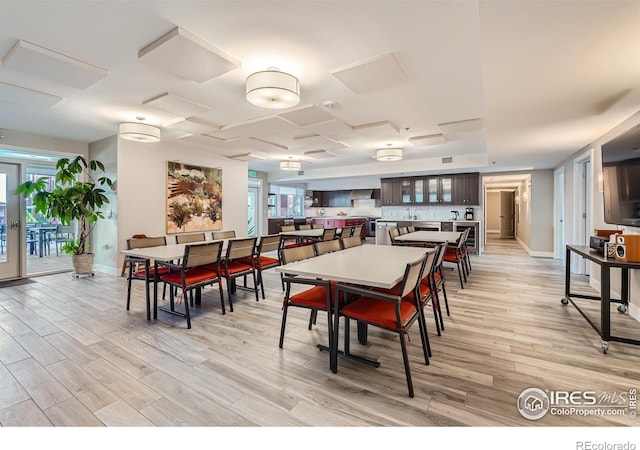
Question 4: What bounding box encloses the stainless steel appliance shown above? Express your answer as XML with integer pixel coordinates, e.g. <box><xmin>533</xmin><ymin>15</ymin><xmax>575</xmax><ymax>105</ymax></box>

<box><xmin>465</xmin><ymin>207</ymin><xmax>474</xmax><ymax>220</ymax></box>
<box><xmin>366</xmin><ymin>217</ymin><xmax>381</xmax><ymax>237</ymax></box>
<box><xmin>375</xmin><ymin>221</ymin><xmax>397</xmax><ymax>245</ymax></box>
<box><xmin>413</xmin><ymin>221</ymin><xmax>440</xmax><ymax>231</ymax></box>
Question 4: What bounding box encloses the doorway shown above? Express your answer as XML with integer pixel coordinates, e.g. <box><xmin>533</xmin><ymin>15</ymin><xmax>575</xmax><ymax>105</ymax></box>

<box><xmin>554</xmin><ymin>167</ymin><xmax>566</xmax><ymax>264</ymax></box>
<box><xmin>499</xmin><ymin>191</ymin><xmax>515</xmax><ymax>239</ymax></box>
<box><xmin>572</xmin><ymin>152</ymin><xmax>592</xmax><ymax>274</ymax></box>
<box><xmin>0</xmin><ymin>162</ymin><xmax>21</xmax><ymax>280</ymax></box>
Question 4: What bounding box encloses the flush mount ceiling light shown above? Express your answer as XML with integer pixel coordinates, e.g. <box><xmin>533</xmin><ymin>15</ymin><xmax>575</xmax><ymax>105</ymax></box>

<box><xmin>246</xmin><ymin>68</ymin><xmax>300</xmax><ymax>109</ymax></box>
<box><xmin>280</xmin><ymin>160</ymin><xmax>301</xmax><ymax>171</ymax></box>
<box><xmin>376</xmin><ymin>148</ymin><xmax>403</xmax><ymax>161</ymax></box>
<box><xmin>119</xmin><ymin>122</ymin><xmax>161</xmax><ymax>143</ymax></box>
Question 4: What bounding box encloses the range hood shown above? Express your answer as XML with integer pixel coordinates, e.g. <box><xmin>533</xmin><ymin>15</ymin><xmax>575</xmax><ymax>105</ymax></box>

<box><xmin>349</xmin><ymin>189</ymin><xmax>374</xmax><ymax>200</ymax></box>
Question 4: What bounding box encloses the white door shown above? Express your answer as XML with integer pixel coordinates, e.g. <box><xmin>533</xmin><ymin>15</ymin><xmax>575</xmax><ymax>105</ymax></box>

<box><xmin>0</xmin><ymin>163</ymin><xmax>21</xmax><ymax>280</ymax></box>
<box><xmin>248</xmin><ymin>186</ymin><xmax>259</xmax><ymax>237</ymax></box>
<box><xmin>499</xmin><ymin>191</ymin><xmax>515</xmax><ymax>238</ymax></box>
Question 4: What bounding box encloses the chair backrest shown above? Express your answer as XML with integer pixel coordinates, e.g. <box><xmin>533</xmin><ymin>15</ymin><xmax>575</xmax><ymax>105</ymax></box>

<box><xmin>225</xmin><ymin>237</ymin><xmax>256</xmax><ymax>260</ymax></box>
<box><xmin>213</xmin><ymin>230</ymin><xmax>236</xmax><ymax>240</ymax></box>
<box><xmin>56</xmin><ymin>224</ymin><xmax>75</xmax><ymax>236</ymax></box>
<box><xmin>389</xmin><ymin>227</ymin><xmax>401</xmax><ymax>243</ymax></box>
<box><xmin>340</xmin><ymin>226</ymin><xmax>354</xmax><ymax>237</ymax></box>
<box><xmin>340</xmin><ymin>235</ymin><xmax>362</xmax><ymax>249</ymax></box>
<box><xmin>314</xmin><ymin>239</ymin><xmax>342</xmax><ymax>256</ymax></box>
<box><xmin>183</xmin><ymin>241</ymin><xmax>223</xmax><ymax>269</ymax></box>
<box><xmin>321</xmin><ymin>228</ymin><xmax>337</xmax><ymax>241</ymax></box>
<box><xmin>312</xmin><ymin>224</ymin><xmax>324</xmax><ymax>229</ymax></box>
<box><xmin>398</xmin><ymin>253</ymin><xmax>429</xmax><ymax>299</ymax></box>
<box><xmin>281</xmin><ymin>244</ymin><xmax>316</xmax><ymax>264</ymax></box>
<box><xmin>398</xmin><ymin>227</ymin><xmax>409</xmax><ymax>235</ymax></box>
<box><xmin>297</xmin><ymin>224</ymin><xmax>311</xmax><ymax>230</ymax></box>
<box><xmin>407</xmin><ymin>225</ymin><xmax>416</xmax><ymax>233</ymax></box>
<box><xmin>257</xmin><ymin>234</ymin><xmax>282</xmax><ymax>255</ymax></box>
<box><xmin>281</xmin><ymin>225</ymin><xmax>296</xmax><ymax>232</ymax></box>
<box><xmin>175</xmin><ymin>233</ymin><xmax>206</xmax><ymax>244</ymax></box>
<box><xmin>127</xmin><ymin>236</ymin><xmax>167</xmax><ymax>250</ymax></box>
<box><xmin>433</xmin><ymin>243</ymin><xmax>447</xmax><ymax>269</ymax></box>
<box><xmin>419</xmin><ymin>248</ymin><xmax>438</xmax><ymax>283</ymax></box>
<box><xmin>352</xmin><ymin>225</ymin><xmax>363</xmax><ymax>238</ymax></box>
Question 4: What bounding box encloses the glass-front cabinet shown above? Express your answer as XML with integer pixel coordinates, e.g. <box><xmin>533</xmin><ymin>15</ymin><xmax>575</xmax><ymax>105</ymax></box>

<box><xmin>426</xmin><ymin>175</ymin><xmax>452</xmax><ymax>204</ymax></box>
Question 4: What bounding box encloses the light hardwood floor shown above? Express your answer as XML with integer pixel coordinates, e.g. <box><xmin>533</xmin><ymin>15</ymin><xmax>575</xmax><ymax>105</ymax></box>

<box><xmin>1</xmin><ymin>238</ymin><xmax>640</xmax><ymax>429</ymax></box>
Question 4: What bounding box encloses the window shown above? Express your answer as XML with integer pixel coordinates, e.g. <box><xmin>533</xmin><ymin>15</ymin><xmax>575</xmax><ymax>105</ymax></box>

<box><xmin>269</xmin><ymin>185</ymin><xmax>304</xmax><ymax>217</ymax></box>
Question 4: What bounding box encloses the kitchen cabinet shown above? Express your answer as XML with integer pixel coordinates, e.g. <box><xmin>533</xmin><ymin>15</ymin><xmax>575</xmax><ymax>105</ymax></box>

<box><xmin>426</xmin><ymin>175</ymin><xmax>453</xmax><ymax>204</ymax></box>
<box><xmin>312</xmin><ymin>190</ymin><xmax>351</xmax><ymax>207</ymax></box>
<box><xmin>453</xmin><ymin>173</ymin><xmax>480</xmax><ymax>205</ymax></box>
<box><xmin>381</xmin><ymin>179</ymin><xmax>402</xmax><ymax>205</ymax></box>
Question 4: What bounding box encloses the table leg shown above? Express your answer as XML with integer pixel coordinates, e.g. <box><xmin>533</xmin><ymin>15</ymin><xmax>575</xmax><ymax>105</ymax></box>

<box><xmin>600</xmin><ymin>262</ymin><xmax>611</xmax><ymax>353</ymax></box>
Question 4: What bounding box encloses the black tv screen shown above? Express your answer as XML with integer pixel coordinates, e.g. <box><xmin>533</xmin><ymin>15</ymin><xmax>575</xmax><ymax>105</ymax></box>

<box><xmin>601</xmin><ymin>124</ymin><xmax>640</xmax><ymax>227</ymax></box>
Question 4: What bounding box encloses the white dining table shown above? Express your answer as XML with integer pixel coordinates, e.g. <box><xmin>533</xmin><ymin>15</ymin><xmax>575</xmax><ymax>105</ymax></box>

<box><xmin>275</xmin><ymin>243</ymin><xmax>433</xmax><ymax>371</ymax></box>
<box><xmin>275</xmin><ymin>243</ymin><xmax>430</xmax><ymax>289</ymax></box>
<box><xmin>394</xmin><ymin>230</ymin><xmax>461</xmax><ymax>244</ymax></box>
<box><xmin>279</xmin><ymin>229</ymin><xmax>325</xmax><ymax>239</ymax></box>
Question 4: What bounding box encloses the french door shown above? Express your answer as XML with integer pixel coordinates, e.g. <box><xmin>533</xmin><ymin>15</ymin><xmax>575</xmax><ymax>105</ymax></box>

<box><xmin>0</xmin><ymin>163</ymin><xmax>21</xmax><ymax>280</ymax></box>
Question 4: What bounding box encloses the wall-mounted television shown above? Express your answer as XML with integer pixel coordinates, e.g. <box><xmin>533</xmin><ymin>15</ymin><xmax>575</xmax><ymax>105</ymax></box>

<box><xmin>601</xmin><ymin>124</ymin><xmax>640</xmax><ymax>227</ymax></box>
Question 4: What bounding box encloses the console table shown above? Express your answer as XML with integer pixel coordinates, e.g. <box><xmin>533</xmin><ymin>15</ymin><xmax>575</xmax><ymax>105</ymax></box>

<box><xmin>562</xmin><ymin>245</ymin><xmax>640</xmax><ymax>354</ymax></box>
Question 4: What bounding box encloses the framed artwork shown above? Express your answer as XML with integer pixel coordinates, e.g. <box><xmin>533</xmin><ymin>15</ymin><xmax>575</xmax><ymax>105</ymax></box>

<box><xmin>166</xmin><ymin>161</ymin><xmax>222</xmax><ymax>233</ymax></box>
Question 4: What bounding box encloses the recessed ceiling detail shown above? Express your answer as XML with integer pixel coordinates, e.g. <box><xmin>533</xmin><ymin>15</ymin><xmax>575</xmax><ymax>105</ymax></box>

<box><xmin>331</xmin><ymin>53</ymin><xmax>408</xmax><ymax>94</ymax></box>
<box><xmin>213</xmin><ymin>115</ymin><xmax>299</xmax><ymax>140</ymax></box>
<box><xmin>279</xmin><ymin>105</ymin><xmax>335</xmax><ymax>126</ymax></box>
<box><xmin>0</xmin><ymin>80</ymin><xmax>62</xmax><ymax>108</ymax></box>
<box><xmin>2</xmin><ymin>39</ymin><xmax>108</xmax><ymax>89</ymax></box>
<box><xmin>290</xmin><ymin>134</ymin><xmax>344</xmax><ymax>150</ymax></box>
<box><xmin>409</xmin><ymin>133</ymin><xmax>447</xmax><ymax>146</ymax></box>
<box><xmin>138</xmin><ymin>27</ymin><xmax>240</xmax><ymax>82</ymax></box>
<box><xmin>142</xmin><ymin>92</ymin><xmax>212</xmax><ymax>117</ymax></box>
<box><xmin>228</xmin><ymin>152</ymin><xmax>266</xmax><ymax>161</ymax></box>
<box><xmin>304</xmin><ymin>149</ymin><xmax>336</xmax><ymax>159</ymax></box>
<box><xmin>166</xmin><ymin>117</ymin><xmax>220</xmax><ymax>134</ymax></box>
<box><xmin>438</xmin><ymin>118</ymin><xmax>483</xmax><ymax>134</ymax></box>
<box><xmin>352</xmin><ymin>121</ymin><xmax>399</xmax><ymax>138</ymax></box>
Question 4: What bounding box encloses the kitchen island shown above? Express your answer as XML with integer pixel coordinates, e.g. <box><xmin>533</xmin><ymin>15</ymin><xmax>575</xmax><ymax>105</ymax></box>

<box><xmin>312</xmin><ymin>216</ymin><xmax>367</xmax><ymax>239</ymax></box>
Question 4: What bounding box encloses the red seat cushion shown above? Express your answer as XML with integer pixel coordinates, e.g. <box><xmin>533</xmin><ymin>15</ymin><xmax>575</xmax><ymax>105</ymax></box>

<box><xmin>132</xmin><ymin>265</ymin><xmax>170</xmax><ymax>279</ymax></box>
<box><xmin>221</xmin><ymin>261</ymin><xmax>253</xmax><ymax>277</ymax></box>
<box><xmin>340</xmin><ymin>297</ymin><xmax>417</xmax><ymax>331</ymax></box>
<box><xmin>160</xmin><ymin>267</ymin><xmax>219</xmax><ymax>286</ymax></box>
<box><xmin>287</xmin><ymin>285</ymin><xmax>332</xmax><ymax>309</ymax></box>
<box><xmin>255</xmin><ymin>255</ymin><xmax>279</xmax><ymax>269</ymax></box>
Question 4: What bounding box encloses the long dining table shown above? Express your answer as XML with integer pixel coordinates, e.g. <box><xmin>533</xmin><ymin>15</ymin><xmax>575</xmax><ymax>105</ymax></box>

<box><xmin>394</xmin><ymin>230</ymin><xmax>461</xmax><ymax>244</ymax></box>
<box><xmin>274</xmin><ymin>243</ymin><xmax>433</xmax><ymax>372</ymax></box>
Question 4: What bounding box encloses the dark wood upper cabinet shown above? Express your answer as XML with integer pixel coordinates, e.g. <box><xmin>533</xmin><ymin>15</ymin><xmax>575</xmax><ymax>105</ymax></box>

<box><xmin>381</xmin><ymin>172</ymin><xmax>479</xmax><ymax>206</ymax></box>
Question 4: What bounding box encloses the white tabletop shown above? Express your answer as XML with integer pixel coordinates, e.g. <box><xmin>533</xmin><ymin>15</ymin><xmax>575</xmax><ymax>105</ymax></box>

<box><xmin>394</xmin><ymin>231</ymin><xmax>461</xmax><ymax>243</ymax></box>
<box><xmin>279</xmin><ymin>229</ymin><xmax>325</xmax><ymax>238</ymax></box>
<box><xmin>121</xmin><ymin>239</ymin><xmax>229</xmax><ymax>261</ymax></box>
<box><xmin>275</xmin><ymin>244</ymin><xmax>432</xmax><ymax>289</ymax></box>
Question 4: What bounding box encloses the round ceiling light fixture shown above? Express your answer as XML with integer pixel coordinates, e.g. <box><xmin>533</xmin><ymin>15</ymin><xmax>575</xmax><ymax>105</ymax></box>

<box><xmin>246</xmin><ymin>68</ymin><xmax>300</xmax><ymax>109</ymax></box>
<box><xmin>280</xmin><ymin>160</ymin><xmax>301</xmax><ymax>171</ymax></box>
<box><xmin>119</xmin><ymin>122</ymin><xmax>161</xmax><ymax>143</ymax></box>
<box><xmin>376</xmin><ymin>148</ymin><xmax>403</xmax><ymax>161</ymax></box>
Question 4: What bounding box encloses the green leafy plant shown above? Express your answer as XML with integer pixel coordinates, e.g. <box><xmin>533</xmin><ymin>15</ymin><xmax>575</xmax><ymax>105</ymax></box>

<box><xmin>15</xmin><ymin>156</ymin><xmax>114</xmax><ymax>256</ymax></box>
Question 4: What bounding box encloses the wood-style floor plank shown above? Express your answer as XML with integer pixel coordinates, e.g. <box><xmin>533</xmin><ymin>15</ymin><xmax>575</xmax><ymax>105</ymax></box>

<box><xmin>0</xmin><ymin>236</ymin><xmax>639</xmax><ymax>428</ymax></box>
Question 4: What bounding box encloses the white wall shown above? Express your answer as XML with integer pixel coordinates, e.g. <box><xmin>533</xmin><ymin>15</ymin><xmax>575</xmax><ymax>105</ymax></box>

<box><xmin>115</xmin><ymin>138</ymin><xmax>248</xmax><ymax>275</ymax></box>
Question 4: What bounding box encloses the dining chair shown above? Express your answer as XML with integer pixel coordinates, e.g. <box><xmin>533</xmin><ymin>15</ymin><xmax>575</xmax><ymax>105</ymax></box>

<box><xmin>312</xmin><ymin>223</ymin><xmax>324</xmax><ymax>229</ymax></box>
<box><xmin>125</xmin><ymin>236</ymin><xmax>169</xmax><ymax>321</ymax></box>
<box><xmin>444</xmin><ymin>233</ymin><xmax>467</xmax><ymax>289</ymax></box>
<box><xmin>334</xmin><ymin>253</ymin><xmax>430</xmax><ymax>397</ymax></box>
<box><xmin>431</xmin><ymin>242</ymin><xmax>450</xmax><ymax>317</ymax></box>
<box><xmin>175</xmin><ymin>233</ymin><xmax>206</xmax><ymax>244</ymax></box>
<box><xmin>279</xmin><ymin>245</ymin><xmax>334</xmax><ymax>349</ymax></box>
<box><xmin>414</xmin><ymin>247</ymin><xmax>443</xmax><ymax>338</ymax></box>
<box><xmin>297</xmin><ymin>224</ymin><xmax>311</xmax><ymax>230</ymax></box>
<box><xmin>338</xmin><ymin>225</ymin><xmax>354</xmax><ymax>238</ymax></box>
<box><xmin>213</xmin><ymin>230</ymin><xmax>236</xmax><ymax>240</ymax></box>
<box><xmin>252</xmin><ymin>234</ymin><xmax>283</xmax><ymax>299</ymax></box>
<box><xmin>54</xmin><ymin>224</ymin><xmax>76</xmax><ymax>256</ymax></box>
<box><xmin>389</xmin><ymin>227</ymin><xmax>402</xmax><ymax>245</ymax></box>
<box><xmin>314</xmin><ymin>239</ymin><xmax>341</xmax><ymax>256</ymax></box>
<box><xmin>280</xmin><ymin>225</ymin><xmax>300</xmax><ymax>250</ymax></box>
<box><xmin>154</xmin><ymin>241</ymin><xmax>224</xmax><ymax>328</ymax></box>
<box><xmin>320</xmin><ymin>227</ymin><xmax>337</xmax><ymax>241</ymax></box>
<box><xmin>352</xmin><ymin>224</ymin><xmax>363</xmax><ymax>240</ymax></box>
<box><xmin>220</xmin><ymin>237</ymin><xmax>259</xmax><ymax>311</ymax></box>
<box><xmin>340</xmin><ymin>235</ymin><xmax>362</xmax><ymax>249</ymax></box>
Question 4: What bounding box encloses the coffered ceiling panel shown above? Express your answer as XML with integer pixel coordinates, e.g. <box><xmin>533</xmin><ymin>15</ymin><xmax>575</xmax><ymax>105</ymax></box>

<box><xmin>0</xmin><ymin>80</ymin><xmax>62</xmax><ymax>108</ymax></box>
<box><xmin>138</xmin><ymin>27</ymin><xmax>240</xmax><ymax>83</ymax></box>
<box><xmin>331</xmin><ymin>53</ymin><xmax>408</xmax><ymax>94</ymax></box>
<box><xmin>278</xmin><ymin>104</ymin><xmax>336</xmax><ymax>127</ymax></box>
<box><xmin>142</xmin><ymin>92</ymin><xmax>213</xmax><ymax>118</ymax></box>
<box><xmin>211</xmin><ymin>116</ymin><xmax>300</xmax><ymax>140</ymax></box>
<box><xmin>2</xmin><ymin>39</ymin><xmax>107</xmax><ymax>89</ymax></box>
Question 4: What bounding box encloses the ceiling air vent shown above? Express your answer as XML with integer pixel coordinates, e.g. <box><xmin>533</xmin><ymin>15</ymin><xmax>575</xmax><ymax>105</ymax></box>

<box><xmin>442</xmin><ymin>156</ymin><xmax>453</xmax><ymax>164</ymax></box>
<box><xmin>298</xmin><ymin>170</ymin><xmax>305</xmax><ymax>176</ymax></box>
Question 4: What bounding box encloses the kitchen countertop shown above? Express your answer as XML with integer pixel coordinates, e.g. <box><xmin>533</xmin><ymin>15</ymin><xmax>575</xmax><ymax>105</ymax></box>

<box><xmin>377</xmin><ymin>218</ymin><xmax>480</xmax><ymax>223</ymax></box>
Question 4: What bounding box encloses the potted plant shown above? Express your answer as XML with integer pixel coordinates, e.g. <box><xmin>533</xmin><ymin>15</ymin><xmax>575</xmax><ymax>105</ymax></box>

<box><xmin>15</xmin><ymin>155</ymin><xmax>114</xmax><ymax>275</ymax></box>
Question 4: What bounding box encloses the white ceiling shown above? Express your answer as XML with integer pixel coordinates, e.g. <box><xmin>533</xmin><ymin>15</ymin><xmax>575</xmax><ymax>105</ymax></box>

<box><xmin>0</xmin><ymin>1</ymin><xmax>639</xmax><ymax>186</ymax></box>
